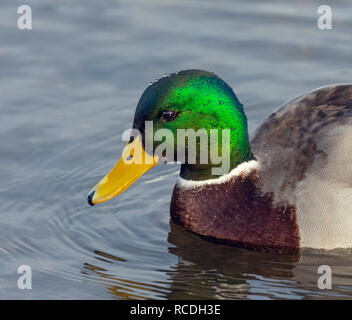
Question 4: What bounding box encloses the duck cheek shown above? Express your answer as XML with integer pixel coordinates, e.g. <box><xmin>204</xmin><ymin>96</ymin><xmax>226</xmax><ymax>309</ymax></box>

<box><xmin>153</xmin><ymin>131</ymin><xmax>176</xmax><ymax>163</ymax></box>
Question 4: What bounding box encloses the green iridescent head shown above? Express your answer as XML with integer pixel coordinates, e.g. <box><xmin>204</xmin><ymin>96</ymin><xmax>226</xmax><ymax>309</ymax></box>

<box><xmin>132</xmin><ymin>69</ymin><xmax>254</xmax><ymax>180</ymax></box>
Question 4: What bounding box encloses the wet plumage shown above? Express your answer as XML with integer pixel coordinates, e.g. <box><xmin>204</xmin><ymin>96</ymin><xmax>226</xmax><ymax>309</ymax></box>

<box><xmin>89</xmin><ymin>71</ymin><xmax>352</xmax><ymax>251</ymax></box>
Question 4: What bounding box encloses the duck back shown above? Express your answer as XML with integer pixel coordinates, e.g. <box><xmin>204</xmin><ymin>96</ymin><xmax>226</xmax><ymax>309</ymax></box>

<box><xmin>252</xmin><ymin>84</ymin><xmax>352</xmax><ymax>249</ymax></box>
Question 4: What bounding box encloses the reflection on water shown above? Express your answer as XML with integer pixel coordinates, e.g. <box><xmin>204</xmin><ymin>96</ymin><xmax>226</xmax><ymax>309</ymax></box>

<box><xmin>0</xmin><ymin>0</ymin><xmax>352</xmax><ymax>299</ymax></box>
<box><xmin>83</xmin><ymin>262</ymin><xmax>168</xmax><ymax>300</ymax></box>
<box><xmin>166</xmin><ymin>223</ymin><xmax>352</xmax><ymax>300</ymax></box>
<box><xmin>81</xmin><ymin>222</ymin><xmax>352</xmax><ymax>300</ymax></box>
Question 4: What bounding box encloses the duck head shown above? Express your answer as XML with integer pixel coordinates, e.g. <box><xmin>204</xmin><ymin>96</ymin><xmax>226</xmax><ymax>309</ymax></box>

<box><xmin>88</xmin><ymin>69</ymin><xmax>253</xmax><ymax>205</ymax></box>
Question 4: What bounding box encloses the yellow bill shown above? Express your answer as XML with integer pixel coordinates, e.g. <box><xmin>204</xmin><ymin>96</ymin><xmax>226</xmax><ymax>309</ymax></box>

<box><xmin>87</xmin><ymin>135</ymin><xmax>158</xmax><ymax>205</ymax></box>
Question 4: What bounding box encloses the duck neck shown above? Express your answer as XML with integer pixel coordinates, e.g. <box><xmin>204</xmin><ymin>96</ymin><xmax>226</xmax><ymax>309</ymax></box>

<box><xmin>180</xmin><ymin>146</ymin><xmax>255</xmax><ymax>181</ymax></box>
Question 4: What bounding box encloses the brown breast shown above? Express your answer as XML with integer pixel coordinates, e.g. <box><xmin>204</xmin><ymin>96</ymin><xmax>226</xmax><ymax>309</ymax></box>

<box><xmin>170</xmin><ymin>169</ymin><xmax>300</xmax><ymax>251</ymax></box>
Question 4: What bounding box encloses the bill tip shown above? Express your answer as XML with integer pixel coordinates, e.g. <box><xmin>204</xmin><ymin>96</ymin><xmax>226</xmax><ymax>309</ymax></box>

<box><xmin>87</xmin><ymin>190</ymin><xmax>96</xmax><ymax>206</ymax></box>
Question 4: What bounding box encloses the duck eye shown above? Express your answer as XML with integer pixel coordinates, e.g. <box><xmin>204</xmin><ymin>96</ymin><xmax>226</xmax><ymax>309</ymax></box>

<box><xmin>162</xmin><ymin>110</ymin><xmax>179</xmax><ymax>122</ymax></box>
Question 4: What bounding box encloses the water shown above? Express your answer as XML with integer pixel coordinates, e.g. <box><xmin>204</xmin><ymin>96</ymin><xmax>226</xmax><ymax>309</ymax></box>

<box><xmin>0</xmin><ymin>0</ymin><xmax>352</xmax><ymax>299</ymax></box>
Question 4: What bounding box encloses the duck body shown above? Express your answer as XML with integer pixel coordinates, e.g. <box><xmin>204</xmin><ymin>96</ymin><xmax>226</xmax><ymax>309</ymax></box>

<box><xmin>88</xmin><ymin>70</ymin><xmax>352</xmax><ymax>251</ymax></box>
<box><xmin>171</xmin><ymin>84</ymin><xmax>352</xmax><ymax>250</ymax></box>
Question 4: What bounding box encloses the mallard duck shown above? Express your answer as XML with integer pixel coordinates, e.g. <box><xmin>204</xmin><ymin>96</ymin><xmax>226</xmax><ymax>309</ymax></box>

<box><xmin>88</xmin><ymin>70</ymin><xmax>352</xmax><ymax>251</ymax></box>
